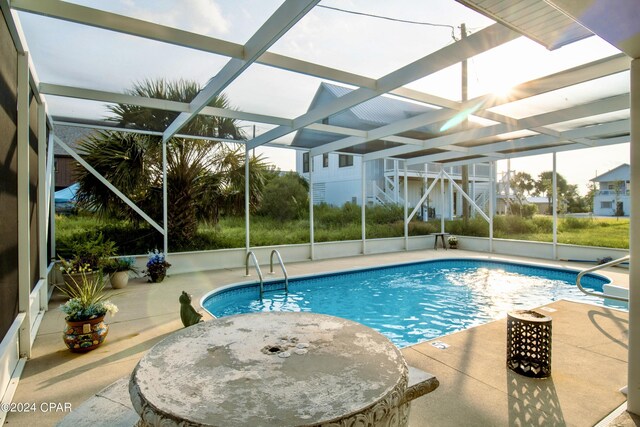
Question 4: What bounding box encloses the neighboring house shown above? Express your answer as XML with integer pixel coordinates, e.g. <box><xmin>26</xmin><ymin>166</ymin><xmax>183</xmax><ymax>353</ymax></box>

<box><xmin>523</xmin><ymin>196</ymin><xmax>569</xmax><ymax>215</ymax></box>
<box><xmin>293</xmin><ymin>83</ymin><xmax>492</xmax><ymax>219</ymax></box>
<box><xmin>53</xmin><ymin>123</ymin><xmax>97</xmax><ymax>190</ymax></box>
<box><xmin>591</xmin><ymin>164</ymin><xmax>630</xmax><ymax>216</ymax></box>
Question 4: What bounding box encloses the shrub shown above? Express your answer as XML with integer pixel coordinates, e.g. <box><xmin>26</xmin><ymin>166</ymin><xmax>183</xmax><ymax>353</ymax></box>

<box><xmin>366</xmin><ymin>204</ymin><xmax>403</xmax><ymax>225</ymax></box>
<box><xmin>510</xmin><ymin>203</ymin><xmax>537</xmax><ymax>219</ymax></box>
<box><xmin>560</xmin><ymin>217</ymin><xmax>592</xmax><ymax>231</ymax></box>
<box><xmin>532</xmin><ymin>216</ymin><xmax>553</xmax><ymax>233</ymax></box>
<box><xmin>500</xmin><ymin>215</ymin><xmax>537</xmax><ymax>235</ymax></box>
<box><xmin>58</xmin><ymin>233</ymin><xmax>117</xmax><ymax>271</ymax></box>
<box><xmin>57</xmin><ymin>222</ymin><xmax>163</xmax><ymax>256</ymax></box>
<box><xmin>408</xmin><ymin>221</ymin><xmax>438</xmax><ymax>236</ymax></box>
<box><xmin>315</xmin><ymin>202</ymin><xmax>359</xmax><ymax>228</ymax></box>
<box><xmin>446</xmin><ymin>217</ymin><xmax>489</xmax><ymax>237</ymax></box>
<box><xmin>258</xmin><ymin>173</ymin><xmax>309</xmax><ymax>221</ymax></box>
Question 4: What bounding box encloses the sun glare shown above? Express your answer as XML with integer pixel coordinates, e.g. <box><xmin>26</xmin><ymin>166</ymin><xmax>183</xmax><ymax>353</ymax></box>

<box><xmin>491</xmin><ymin>83</ymin><xmax>514</xmax><ymax>99</ymax></box>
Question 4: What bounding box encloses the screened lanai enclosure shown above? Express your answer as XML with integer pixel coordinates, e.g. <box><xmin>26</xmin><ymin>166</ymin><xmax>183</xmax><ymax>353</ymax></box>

<box><xmin>1</xmin><ymin>0</ymin><xmax>639</xmax><ymax>419</ymax></box>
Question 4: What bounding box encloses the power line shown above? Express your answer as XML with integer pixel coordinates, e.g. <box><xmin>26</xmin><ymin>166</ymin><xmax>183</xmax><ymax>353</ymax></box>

<box><xmin>317</xmin><ymin>4</ymin><xmax>456</xmax><ymax>38</ymax></box>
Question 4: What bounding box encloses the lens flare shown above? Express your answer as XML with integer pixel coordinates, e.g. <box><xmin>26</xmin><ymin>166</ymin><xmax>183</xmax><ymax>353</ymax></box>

<box><xmin>439</xmin><ymin>100</ymin><xmax>486</xmax><ymax>132</ymax></box>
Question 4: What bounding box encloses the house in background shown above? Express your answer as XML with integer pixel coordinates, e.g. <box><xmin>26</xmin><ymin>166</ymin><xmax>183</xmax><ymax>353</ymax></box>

<box><xmin>591</xmin><ymin>164</ymin><xmax>630</xmax><ymax>216</ymax></box>
<box><xmin>523</xmin><ymin>196</ymin><xmax>570</xmax><ymax>215</ymax></box>
<box><xmin>293</xmin><ymin>83</ymin><xmax>492</xmax><ymax>219</ymax></box>
<box><xmin>53</xmin><ymin>122</ymin><xmax>96</xmax><ymax>190</ymax></box>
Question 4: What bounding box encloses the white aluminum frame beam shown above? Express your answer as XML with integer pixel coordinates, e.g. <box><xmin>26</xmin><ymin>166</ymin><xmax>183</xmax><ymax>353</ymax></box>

<box><xmin>21</xmin><ymin>1</ymin><xmax>630</xmax><ymax>162</ymax></box>
<box><xmin>36</xmin><ymin>104</ymin><xmax>48</xmax><ymax>311</ymax></box>
<box><xmin>162</xmin><ymin>0</ymin><xmax>319</xmax><ymax>142</ymax></box>
<box><xmin>42</xmin><ymin>83</ymin><xmax>392</xmax><ymax>141</ymax></box>
<box><xmin>17</xmin><ymin>51</ymin><xmax>31</xmax><ymax>358</ymax></box>
<box><xmin>627</xmin><ymin>57</ymin><xmax>640</xmax><ymax>416</ymax></box>
<box><xmin>407</xmin><ymin>119</ymin><xmax>630</xmax><ymax>165</ymax></box>
<box><xmin>407</xmin><ymin>171</ymin><xmax>443</xmax><ymax>222</ymax></box>
<box><xmin>52</xmin><ymin>119</ymin><xmax>249</xmax><ymax>145</ymax></box>
<box><xmin>247</xmin><ymin>24</ymin><xmax>520</xmax><ymax>150</ymax></box>
<box><xmin>13</xmin><ymin>0</ymin><xmax>630</xmax><ymax>154</ymax></box>
<box><xmin>354</xmin><ymin>55</ymin><xmax>630</xmax><ymax>162</ymax></box>
<box><xmin>441</xmin><ymin>170</ymin><xmax>491</xmax><ymax>223</ymax></box>
<box><xmin>53</xmin><ymin>135</ymin><xmax>164</xmax><ymax>234</ymax></box>
<box><xmin>368</xmin><ymin>89</ymin><xmax>629</xmax><ymax>162</ymax></box>
<box><xmin>9</xmin><ymin>0</ymin><xmax>495</xmax><ymax>111</ymax></box>
<box><xmin>441</xmin><ymin>134</ymin><xmax>629</xmax><ymax>168</ymax></box>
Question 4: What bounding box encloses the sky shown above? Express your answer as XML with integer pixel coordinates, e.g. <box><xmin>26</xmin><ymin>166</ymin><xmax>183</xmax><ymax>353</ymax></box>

<box><xmin>17</xmin><ymin>0</ymin><xmax>630</xmax><ymax>195</ymax></box>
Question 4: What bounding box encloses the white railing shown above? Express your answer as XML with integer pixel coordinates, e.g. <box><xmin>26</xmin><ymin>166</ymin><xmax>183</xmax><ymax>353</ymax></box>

<box><xmin>575</xmin><ymin>255</ymin><xmax>629</xmax><ymax>302</ymax></box>
<box><xmin>373</xmin><ymin>182</ymin><xmax>403</xmax><ymax>205</ymax></box>
<box><xmin>598</xmin><ymin>190</ymin><xmax>630</xmax><ymax>196</ymax></box>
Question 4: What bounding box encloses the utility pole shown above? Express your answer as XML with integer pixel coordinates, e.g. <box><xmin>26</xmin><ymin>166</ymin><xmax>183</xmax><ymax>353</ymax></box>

<box><xmin>461</xmin><ymin>23</ymin><xmax>470</xmax><ymax>222</ymax></box>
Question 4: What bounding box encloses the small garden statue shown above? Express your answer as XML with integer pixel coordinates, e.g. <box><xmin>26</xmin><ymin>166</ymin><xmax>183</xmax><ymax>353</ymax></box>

<box><xmin>144</xmin><ymin>250</ymin><xmax>171</xmax><ymax>283</ymax></box>
<box><xmin>179</xmin><ymin>291</ymin><xmax>203</xmax><ymax>327</ymax></box>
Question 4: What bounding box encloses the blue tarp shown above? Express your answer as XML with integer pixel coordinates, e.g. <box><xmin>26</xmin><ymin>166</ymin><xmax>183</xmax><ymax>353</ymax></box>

<box><xmin>54</xmin><ymin>183</ymin><xmax>78</xmax><ymax>203</ymax></box>
<box><xmin>55</xmin><ymin>183</ymin><xmax>79</xmax><ymax>212</ymax></box>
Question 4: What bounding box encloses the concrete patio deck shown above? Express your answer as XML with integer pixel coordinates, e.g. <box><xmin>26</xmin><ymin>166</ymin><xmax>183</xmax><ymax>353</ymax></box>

<box><xmin>3</xmin><ymin>250</ymin><xmax>632</xmax><ymax>426</ymax></box>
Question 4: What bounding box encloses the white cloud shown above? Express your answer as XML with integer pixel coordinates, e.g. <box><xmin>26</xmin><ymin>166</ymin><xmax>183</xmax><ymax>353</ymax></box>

<box><xmin>120</xmin><ymin>0</ymin><xmax>230</xmax><ymax>36</ymax></box>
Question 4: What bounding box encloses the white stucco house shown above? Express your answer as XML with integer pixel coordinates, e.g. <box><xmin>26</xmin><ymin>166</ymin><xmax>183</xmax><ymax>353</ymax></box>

<box><xmin>591</xmin><ymin>164</ymin><xmax>630</xmax><ymax>216</ymax></box>
<box><xmin>293</xmin><ymin>83</ymin><xmax>493</xmax><ymax>219</ymax></box>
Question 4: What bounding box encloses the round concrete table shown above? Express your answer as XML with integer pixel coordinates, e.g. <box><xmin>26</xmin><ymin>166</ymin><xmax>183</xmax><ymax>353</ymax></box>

<box><xmin>129</xmin><ymin>312</ymin><xmax>436</xmax><ymax>427</ymax></box>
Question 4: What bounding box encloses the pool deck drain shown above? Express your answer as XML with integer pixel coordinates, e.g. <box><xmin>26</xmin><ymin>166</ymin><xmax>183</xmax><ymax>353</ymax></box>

<box><xmin>3</xmin><ymin>250</ymin><xmax>631</xmax><ymax>426</ymax></box>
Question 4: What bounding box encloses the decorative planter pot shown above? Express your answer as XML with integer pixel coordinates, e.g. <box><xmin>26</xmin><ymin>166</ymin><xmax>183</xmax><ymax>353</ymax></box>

<box><xmin>63</xmin><ymin>315</ymin><xmax>109</xmax><ymax>352</ymax></box>
<box><xmin>62</xmin><ymin>271</ymin><xmax>100</xmax><ymax>288</ymax></box>
<box><xmin>110</xmin><ymin>271</ymin><xmax>130</xmax><ymax>289</ymax></box>
<box><xmin>149</xmin><ymin>271</ymin><xmax>166</xmax><ymax>283</ymax></box>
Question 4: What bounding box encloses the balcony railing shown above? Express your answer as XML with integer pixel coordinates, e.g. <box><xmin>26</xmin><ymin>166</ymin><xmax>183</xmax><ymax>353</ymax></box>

<box><xmin>598</xmin><ymin>190</ymin><xmax>630</xmax><ymax>196</ymax></box>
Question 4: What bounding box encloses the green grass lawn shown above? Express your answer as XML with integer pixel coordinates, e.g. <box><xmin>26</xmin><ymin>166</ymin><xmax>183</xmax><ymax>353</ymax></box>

<box><xmin>505</xmin><ymin>217</ymin><xmax>629</xmax><ymax>249</ymax></box>
<box><xmin>55</xmin><ymin>213</ymin><xmax>629</xmax><ymax>255</ymax></box>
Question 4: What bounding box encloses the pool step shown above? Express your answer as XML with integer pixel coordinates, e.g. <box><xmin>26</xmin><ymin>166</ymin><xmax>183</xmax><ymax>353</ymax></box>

<box><xmin>602</xmin><ymin>283</ymin><xmax>629</xmax><ymax>300</ymax></box>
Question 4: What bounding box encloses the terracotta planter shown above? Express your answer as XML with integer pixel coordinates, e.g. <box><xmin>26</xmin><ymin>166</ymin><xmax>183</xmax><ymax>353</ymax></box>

<box><xmin>110</xmin><ymin>271</ymin><xmax>130</xmax><ymax>289</ymax></box>
<box><xmin>63</xmin><ymin>315</ymin><xmax>109</xmax><ymax>352</ymax></box>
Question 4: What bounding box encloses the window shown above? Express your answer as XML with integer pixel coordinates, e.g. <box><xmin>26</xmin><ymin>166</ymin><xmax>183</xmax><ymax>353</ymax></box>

<box><xmin>303</xmin><ymin>152</ymin><xmax>309</xmax><ymax>173</ymax></box>
<box><xmin>338</xmin><ymin>154</ymin><xmax>353</xmax><ymax>168</ymax></box>
<box><xmin>608</xmin><ymin>184</ymin><xmax>614</xmax><ymax>190</ymax></box>
<box><xmin>322</xmin><ymin>153</ymin><xmax>329</xmax><ymax>168</ymax></box>
<box><xmin>601</xmin><ymin>201</ymin><xmax>612</xmax><ymax>209</ymax></box>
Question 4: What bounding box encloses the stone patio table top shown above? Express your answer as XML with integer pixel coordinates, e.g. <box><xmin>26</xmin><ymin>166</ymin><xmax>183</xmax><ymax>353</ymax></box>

<box><xmin>129</xmin><ymin>312</ymin><xmax>431</xmax><ymax>427</ymax></box>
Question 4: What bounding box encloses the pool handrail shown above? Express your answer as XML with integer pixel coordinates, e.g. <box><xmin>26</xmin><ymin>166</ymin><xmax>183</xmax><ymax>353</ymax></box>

<box><xmin>575</xmin><ymin>255</ymin><xmax>629</xmax><ymax>302</ymax></box>
<box><xmin>269</xmin><ymin>250</ymin><xmax>289</xmax><ymax>292</ymax></box>
<box><xmin>245</xmin><ymin>251</ymin><xmax>265</xmax><ymax>296</ymax></box>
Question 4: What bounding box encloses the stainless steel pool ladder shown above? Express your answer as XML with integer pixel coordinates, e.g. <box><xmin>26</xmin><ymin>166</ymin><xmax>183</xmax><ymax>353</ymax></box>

<box><xmin>269</xmin><ymin>250</ymin><xmax>289</xmax><ymax>292</ymax></box>
<box><xmin>245</xmin><ymin>251</ymin><xmax>265</xmax><ymax>296</ymax></box>
<box><xmin>575</xmin><ymin>255</ymin><xmax>629</xmax><ymax>302</ymax></box>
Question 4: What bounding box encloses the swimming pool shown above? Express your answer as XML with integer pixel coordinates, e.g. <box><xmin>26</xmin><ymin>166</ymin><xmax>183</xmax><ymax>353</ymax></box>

<box><xmin>202</xmin><ymin>258</ymin><xmax>624</xmax><ymax>348</ymax></box>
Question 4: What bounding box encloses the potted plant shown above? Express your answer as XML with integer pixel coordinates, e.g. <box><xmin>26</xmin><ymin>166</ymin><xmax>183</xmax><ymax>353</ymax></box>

<box><xmin>103</xmin><ymin>257</ymin><xmax>139</xmax><ymax>289</ymax></box>
<box><xmin>59</xmin><ymin>274</ymin><xmax>118</xmax><ymax>352</ymax></box>
<box><xmin>59</xmin><ymin>233</ymin><xmax>117</xmax><ymax>287</ymax></box>
<box><xmin>144</xmin><ymin>250</ymin><xmax>171</xmax><ymax>283</ymax></box>
<box><xmin>448</xmin><ymin>235</ymin><xmax>458</xmax><ymax>249</ymax></box>
<box><xmin>58</xmin><ymin>255</ymin><xmax>98</xmax><ymax>287</ymax></box>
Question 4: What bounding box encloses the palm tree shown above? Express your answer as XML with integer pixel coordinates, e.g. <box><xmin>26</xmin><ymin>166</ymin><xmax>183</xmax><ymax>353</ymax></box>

<box><xmin>75</xmin><ymin>79</ymin><xmax>268</xmax><ymax>249</ymax></box>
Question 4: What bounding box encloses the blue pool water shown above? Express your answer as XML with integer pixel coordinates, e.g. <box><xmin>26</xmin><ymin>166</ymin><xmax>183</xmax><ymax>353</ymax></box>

<box><xmin>202</xmin><ymin>259</ymin><xmax>625</xmax><ymax>347</ymax></box>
